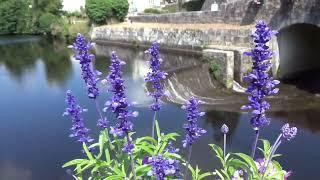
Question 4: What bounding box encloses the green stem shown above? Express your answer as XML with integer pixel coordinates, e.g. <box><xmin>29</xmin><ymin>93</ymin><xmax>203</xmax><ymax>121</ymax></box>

<box><xmin>152</xmin><ymin>111</ymin><xmax>157</xmax><ymax>139</ymax></box>
<box><xmin>251</xmin><ymin>128</ymin><xmax>260</xmax><ymax>158</ymax></box>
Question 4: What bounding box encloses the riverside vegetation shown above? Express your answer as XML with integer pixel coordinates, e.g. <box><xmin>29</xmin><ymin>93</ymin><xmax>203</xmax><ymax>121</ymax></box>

<box><xmin>62</xmin><ymin>21</ymin><xmax>297</xmax><ymax>180</ymax></box>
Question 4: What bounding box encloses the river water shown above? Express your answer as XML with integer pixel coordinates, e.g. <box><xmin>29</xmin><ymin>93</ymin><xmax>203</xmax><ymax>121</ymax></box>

<box><xmin>0</xmin><ymin>36</ymin><xmax>320</xmax><ymax>180</ymax></box>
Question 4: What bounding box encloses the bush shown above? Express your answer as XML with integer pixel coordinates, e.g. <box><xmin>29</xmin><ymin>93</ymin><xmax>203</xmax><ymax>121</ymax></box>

<box><xmin>86</xmin><ymin>0</ymin><xmax>129</xmax><ymax>24</ymax></box>
<box><xmin>144</xmin><ymin>8</ymin><xmax>162</xmax><ymax>14</ymax></box>
<box><xmin>162</xmin><ymin>4</ymin><xmax>179</xmax><ymax>13</ymax></box>
<box><xmin>39</xmin><ymin>13</ymin><xmax>57</xmax><ymax>33</ymax></box>
<box><xmin>182</xmin><ymin>0</ymin><xmax>205</xmax><ymax>11</ymax></box>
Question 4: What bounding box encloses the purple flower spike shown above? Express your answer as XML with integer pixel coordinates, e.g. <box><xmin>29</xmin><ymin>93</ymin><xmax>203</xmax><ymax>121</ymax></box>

<box><xmin>182</xmin><ymin>97</ymin><xmax>206</xmax><ymax>148</ymax></box>
<box><xmin>281</xmin><ymin>123</ymin><xmax>298</xmax><ymax>141</ymax></box>
<box><xmin>104</xmin><ymin>52</ymin><xmax>138</xmax><ymax>153</ymax></box>
<box><xmin>97</xmin><ymin>118</ymin><xmax>109</xmax><ymax>129</ymax></box>
<box><xmin>145</xmin><ymin>42</ymin><xmax>168</xmax><ymax>112</ymax></box>
<box><xmin>143</xmin><ymin>155</ymin><xmax>180</xmax><ymax>180</ymax></box>
<box><xmin>242</xmin><ymin>20</ymin><xmax>279</xmax><ymax>128</ymax></box>
<box><xmin>221</xmin><ymin>124</ymin><xmax>229</xmax><ymax>134</ymax></box>
<box><xmin>63</xmin><ymin>90</ymin><xmax>93</xmax><ymax>144</ymax></box>
<box><xmin>70</xmin><ymin>33</ymin><xmax>100</xmax><ymax>99</ymax></box>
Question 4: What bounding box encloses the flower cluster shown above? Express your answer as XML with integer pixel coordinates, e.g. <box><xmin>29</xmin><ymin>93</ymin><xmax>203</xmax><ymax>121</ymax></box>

<box><xmin>143</xmin><ymin>155</ymin><xmax>180</xmax><ymax>180</ymax></box>
<box><xmin>63</xmin><ymin>90</ymin><xmax>93</xmax><ymax>144</ymax></box>
<box><xmin>104</xmin><ymin>52</ymin><xmax>138</xmax><ymax>153</ymax></box>
<box><xmin>242</xmin><ymin>20</ymin><xmax>280</xmax><ymax>128</ymax></box>
<box><xmin>165</xmin><ymin>141</ymin><xmax>180</xmax><ymax>154</ymax></box>
<box><xmin>182</xmin><ymin>97</ymin><xmax>206</xmax><ymax>147</ymax></box>
<box><xmin>69</xmin><ymin>33</ymin><xmax>100</xmax><ymax>99</ymax></box>
<box><xmin>145</xmin><ymin>42</ymin><xmax>168</xmax><ymax>111</ymax></box>
<box><xmin>281</xmin><ymin>123</ymin><xmax>298</xmax><ymax>141</ymax></box>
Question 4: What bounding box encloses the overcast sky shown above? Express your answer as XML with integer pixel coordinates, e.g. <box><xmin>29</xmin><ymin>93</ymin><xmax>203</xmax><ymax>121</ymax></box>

<box><xmin>62</xmin><ymin>0</ymin><xmax>85</xmax><ymax>12</ymax></box>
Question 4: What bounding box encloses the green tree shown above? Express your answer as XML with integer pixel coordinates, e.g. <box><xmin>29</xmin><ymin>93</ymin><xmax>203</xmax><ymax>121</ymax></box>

<box><xmin>0</xmin><ymin>0</ymin><xmax>33</xmax><ymax>34</ymax></box>
<box><xmin>85</xmin><ymin>0</ymin><xmax>129</xmax><ymax>24</ymax></box>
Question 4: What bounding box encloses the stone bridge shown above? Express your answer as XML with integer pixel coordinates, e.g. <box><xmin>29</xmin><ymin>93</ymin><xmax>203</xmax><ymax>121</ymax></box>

<box><xmin>93</xmin><ymin>0</ymin><xmax>320</xmax><ymax>88</ymax></box>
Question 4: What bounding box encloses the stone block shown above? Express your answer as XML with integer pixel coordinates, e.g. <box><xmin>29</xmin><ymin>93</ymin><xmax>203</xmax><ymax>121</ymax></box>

<box><xmin>203</xmin><ymin>49</ymin><xmax>234</xmax><ymax>88</ymax></box>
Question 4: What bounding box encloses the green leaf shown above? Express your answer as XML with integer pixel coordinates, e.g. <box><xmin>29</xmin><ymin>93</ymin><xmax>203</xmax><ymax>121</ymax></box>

<box><xmin>105</xmin><ymin>148</ymin><xmax>111</xmax><ymax>163</ymax></box>
<box><xmin>105</xmin><ymin>175</ymin><xmax>125</xmax><ymax>180</ymax></box>
<box><xmin>260</xmin><ymin>139</ymin><xmax>271</xmax><ymax>158</ymax></box>
<box><xmin>62</xmin><ymin>159</ymin><xmax>88</xmax><ymax>168</ymax></box>
<box><xmin>97</xmin><ymin>133</ymin><xmax>105</xmax><ymax>159</ymax></box>
<box><xmin>233</xmin><ymin>153</ymin><xmax>258</xmax><ymax>174</ymax></box>
<box><xmin>215</xmin><ymin>170</ymin><xmax>226</xmax><ymax>180</ymax></box>
<box><xmin>272</xmin><ymin>160</ymin><xmax>283</xmax><ymax>171</ymax></box>
<box><xmin>268</xmin><ymin>170</ymin><xmax>285</xmax><ymax>179</ymax></box>
<box><xmin>83</xmin><ymin>142</ymin><xmax>94</xmax><ymax>161</ymax></box>
<box><xmin>198</xmin><ymin>172</ymin><xmax>213</xmax><ymax>180</ymax></box>
<box><xmin>135</xmin><ymin>136</ymin><xmax>157</xmax><ymax>144</ymax></box>
<box><xmin>209</xmin><ymin>144</ymin><xmax>223</xmax><ymax>159</ymax></box>
<box><xmin>135</xmin><ymin>164</ymin><xmax>151</xmax><ymax>177</ymax></box>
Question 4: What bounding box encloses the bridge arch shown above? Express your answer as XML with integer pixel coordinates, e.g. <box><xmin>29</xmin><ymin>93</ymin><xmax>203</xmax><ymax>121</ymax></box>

<box><xmin>277</xmin><ymin>23</ymin><xmax>320</xmax><ymax>92</ymax></box>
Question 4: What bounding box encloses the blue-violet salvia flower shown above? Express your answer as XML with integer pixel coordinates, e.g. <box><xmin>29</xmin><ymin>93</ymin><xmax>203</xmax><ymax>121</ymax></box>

<box><xmin>97</xmin><ymin>118</ymin><xmax>108</xmax><ymax>129</ymax></box>
<box><xmin>63</xmin><ymin>90</ymin><xmax>94</xmax><ymax>143</ymax></box>
<box><xmin>165</xmin><ymin>141</ymin><xmax>180</xmax><ymax>154</ymax></box>
<box><xmin>242</xmin><ymin>20</ymin><xmax>280</xmax><ymax>128</ymax></box>
<box><xmin>103</xmin><ymin>52</ymin><xmax>138</xmax><ymax>153</ymax></box>
<box><xmin>69</xmin><ymin>33</ymin><xmax>100</xmax><ymax>99</ymax></box>
<box><xmin>182</xmin><ymin>97</ymin><xmax>206</xmax><ymax>147</ymax></box>
<box><xmin>221</xmin><ymin>124</ymin><xmax>229</xmax><ymax>134</ymax></box>
<box><xmin>143</xmin><ymin>155</ymin><xmax>180</xmax><ymax>180</ymax></box>
<box><xmin>281</xmin><ymin>123</ymin><xmax>297</xmax><ymax>141</ymax></box>
<box><xmin>145</xmin><ymin>42</ymin><xmax>168</xmax><ymax>111</ymax></box>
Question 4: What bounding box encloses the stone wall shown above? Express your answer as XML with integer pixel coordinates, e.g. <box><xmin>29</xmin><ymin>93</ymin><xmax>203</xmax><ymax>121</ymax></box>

<box><xmin>129</xmin><ymin>0</ymin><xmax>320</xmax><ymax>30</ymax></box>
<box><xmin>91</xmin><ymin>26</ymin><xmax>252</xmax><ymax>49</ymax></box>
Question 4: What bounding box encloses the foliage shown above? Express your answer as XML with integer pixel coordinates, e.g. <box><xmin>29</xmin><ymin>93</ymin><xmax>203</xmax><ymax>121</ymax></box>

<box><xmin>144</xmin><ymin>8</ymin><xmax>162</xmax><ymax>14</ymax></box>
<box><xmin>85</xmin><ymin>0</ymin><xmax>129</xmax><ymax>24</ymax></box>
<box><xmin>86</xmin><ymin>0</ymin><xmax>112</xmax><ymax>24</ymax></box>
<box><xmin>38</xmin><ymin>13</ymin><xmax>57</xmax><ymax>33</ymax></box>
<box><xmin>0</xmin><ymin>0</ymin><xmax>63</xmax><ymax>34</ymax></box>
<box><xmin>63</xmin><ymin>120</ymin><xmax>186</xmax><ymax>179</ymax></box>
<box><xmin>209</xmin><ymin>61</ymin><xmax>220</xmax><ymax>79</ymax></box>
<box><xmin>182</xmin><ymin>0</ymin><xmax>205</xmax><ymax>11</ymax></box>
<box><xmin>210</xmin><ymin>139</ymin><xmax>288</xmax><ymax>179</ymax></box>
<box><xmin>111</xmin><ymin>0</ymin><xmax>129</xmax><ymax>21</ymax></box>
<box><xmin>0</xmin><ymin>0</ymin><xmax>33</xmax><ymax>34</ymax></box>
<box><xmin>162</xmin><ymin>4</ymin><xmax>179</xmax><ymax>13</ymax></box>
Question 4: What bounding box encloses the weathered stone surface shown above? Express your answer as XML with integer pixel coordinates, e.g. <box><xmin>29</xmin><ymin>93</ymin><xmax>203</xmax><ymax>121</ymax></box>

<box><xmin>203</xmin><ymin>49</ymin><xmax>234</xmax><ymax>88</ymax></box>
<box><xmin>130</xmin><ymin>0</ymin><xmax>320</xmax><ymax>30</ymax></box>
<box><xmin>91</xmin><ymin>26</ymin><xmax>251</xmax><ymax>49</ymax></box>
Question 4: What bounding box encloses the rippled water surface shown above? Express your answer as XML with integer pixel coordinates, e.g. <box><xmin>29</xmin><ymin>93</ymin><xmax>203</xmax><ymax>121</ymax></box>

<box><xmin>0</xmin><ymin>36</ymin><xmax>320</xmax><ymax>180</ymax></box>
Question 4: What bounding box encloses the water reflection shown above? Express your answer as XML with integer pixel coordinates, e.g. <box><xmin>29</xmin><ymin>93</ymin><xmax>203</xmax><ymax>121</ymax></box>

<box><xmin>0</xmin><ymin>161</ymin><xmax>33</xmax><ymax>180</ymax></box>
<box><xmin>205</xmin><ymin>110</ymin><xmax>240</xmax><ymax>144</ymax></box>
<box><xmin>0</xmin><ymin>36</ymin><xmax>72</xmax><ymax>86</ymax></box>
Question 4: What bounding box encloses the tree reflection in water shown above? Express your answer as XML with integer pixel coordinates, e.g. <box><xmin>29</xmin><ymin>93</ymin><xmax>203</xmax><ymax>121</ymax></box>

<box><xmin>0</xmin><ymin>36</ymin><xmax>72</xmax><ymax>86</ymax></box>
